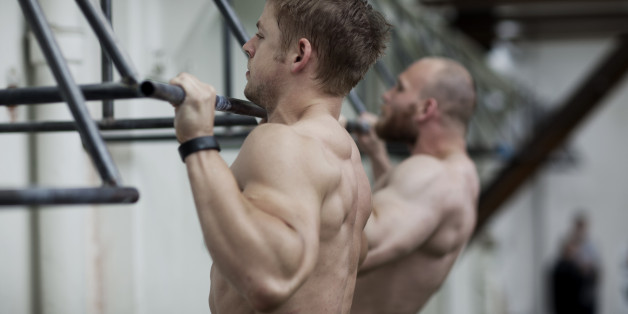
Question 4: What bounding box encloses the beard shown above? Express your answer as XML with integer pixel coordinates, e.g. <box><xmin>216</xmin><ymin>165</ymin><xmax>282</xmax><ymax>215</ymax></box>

<box><xmin>243</xmin><ymin>54</ymin><xmax>285</xmax><ymax>112</ymax></box>
<box><xmin>244</xmin><ymin>74</ymin><xmax>280</xmax><ymax>112</ymax></box>
<box><xmin>375</xmin><ymin>111</ymin><xmax>419</xmax><ymax>144</ymax></box>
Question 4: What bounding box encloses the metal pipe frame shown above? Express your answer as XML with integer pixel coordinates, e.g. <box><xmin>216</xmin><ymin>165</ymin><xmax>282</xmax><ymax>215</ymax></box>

<box><xmin>0</xmin><ymin>82</ymin><xmax>140</xmax><ymax>105</ymax></box>
<box><xmin>345</xmin><ymin>120</ymin><xmax>370</xmax><ymax>134</ymax></box>
<box><xmin>101</xmin><ymin>0</ymin><xmax>114</xmax><ymax>118</ymax></box>
<box><xmin>18</xmin><ymin>0</ymin><xmax>122</xmax><ymax>186</ymax></box>
<box><xmin>347</xmin><ymin>90</ymin><xmax>368</xmax><ymax>115</ymax></box>
<box><xmin>473</xmin><ymin>34</ymin><xmax>628</xmax><ymax>239</ymax></box>
<box><xmin>0</xmin><ymin>80</ymin><xmax>267</xmax><ymax>118</ymax></box>
<box><xmin>102</xmin><ymin>130</ymin><xmax>251</xmax><ymax>143</ymax></box>
<box><xmin>139</xmin><ymin>80</ymin><xmax>267</xmax><ymax>118</ymax></box>
<box><xmin>374</xmin><ymin>60</ymin><xmax>396</xmax><ymax>88</ymax></box>
<box><xmin>0</xmin><ymin>115</ymin><xmax>258</xmax><ymax>133</ymax></box>
<box><xmin>75</xmin><ymin>0</ymin><xmax>139</xmax><ymax>84</ymax></box>
<box><xmin>222</xmin><ymin>0</ymin><xmax>233</xmax><ymax>97</ymax></box>
<box><xmin>212</xmin><ymin>0</ymin><xmax>250</xmax><ymax>49</ymax></box>
<box><xmin>0</xmin><ymin>187</ymin><xmax>139</xmax><ymax>206</ymax></box>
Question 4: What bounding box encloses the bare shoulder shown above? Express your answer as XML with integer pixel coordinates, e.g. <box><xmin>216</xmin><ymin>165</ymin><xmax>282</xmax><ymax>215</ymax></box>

<box><xmin>232</xmin><ymin>124</ymin><xmax>312</xmax><ymax>183</ymax></box>
<box><xmin>234</xmin><ymin>122</ymin><xmax>343</xmax><ymax>190</ymax></box>
<box><xmin>240</xmin><ymin>123</ymin><xmax>303</xmax><ymax>156</ymax></box>
<box><xmin>293</xmin><ymin>116</ymin><xmax>355</xmax><ymax>161</ymax></box>
<box><xmin>388</xmin><ymin>153</ymin><xmax>478</xmax><ymax>209</ymax></box>
<box><xmin>386</xmin><ymin>155</ymin><xmax>447</xmax><ymax>194</ymax></box>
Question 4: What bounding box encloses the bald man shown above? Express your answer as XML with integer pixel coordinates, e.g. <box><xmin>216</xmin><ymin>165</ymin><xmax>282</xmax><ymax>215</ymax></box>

<box><xmin>350</xmin><ymin>57</ymin><xmax>480</xmax><ymax>314</ymax></box>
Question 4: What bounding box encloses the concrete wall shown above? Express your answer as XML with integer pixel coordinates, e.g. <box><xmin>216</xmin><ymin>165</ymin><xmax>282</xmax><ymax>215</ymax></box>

<box><xmin>3</xmin><ymin>1</ymin><xmax>628</xmax><ymax>314</ymax></box>
<box><xmin>0</xmin><ymin>1</ymin><xmax>33</xmax><ymax>313</ymax></box>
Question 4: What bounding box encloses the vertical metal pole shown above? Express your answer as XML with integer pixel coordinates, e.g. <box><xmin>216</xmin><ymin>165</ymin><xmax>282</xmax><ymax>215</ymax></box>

<box><xmin>18</xmin><ymin>0</ymin><xmax>122</xmax><ymax>186</ymax></box>
<box><xmin>222</xmin><ymin>0</ymin><xmax>232</xmax><ymax>97</ymax></box>
<box><xmin>213</xmin><ymin>0</ymin><xmax>250</xmax><ymax>48</ymax></box>
<box><xmin>348</xmin><ymin>90</ymin><xmax>367</xmax><ymax>115</ymax></box>
<box><xmin>75</xmin><ymin>0</ymin><xmax>139</xmax><ymax>84</ymax></box>
<box><xmin>374</xmin><ymin>60</ymin><xmax>396</xmax><ymax>88</ymax></box>
<box><xmin>101</xmin><ymin>0</ymin><xmax>114</xmax><ymax>119</ymax></box>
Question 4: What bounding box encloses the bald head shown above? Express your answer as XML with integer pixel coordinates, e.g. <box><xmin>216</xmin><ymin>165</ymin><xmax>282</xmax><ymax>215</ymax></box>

<box><xmin>407</xmin><ymin>57</ymin><xmax>476</xmax><ymax>130</ymax></box>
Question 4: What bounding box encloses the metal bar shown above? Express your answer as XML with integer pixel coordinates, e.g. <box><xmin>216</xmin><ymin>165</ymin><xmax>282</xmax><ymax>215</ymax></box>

<box><xmin>474</xmin><ymin>35</ymin><xmax>628</xmax><ymax>238</ymax></box>
<box><xmin>0</xmin><ymin>83</ymin><xmax>140</xmax><ymax>105</ymax></box>
<box><xmin>348</xmin><ymin>90</ymin><xmax>368</xmax><ymax>115</ymax></box>
<box><xmin>0</xmin><ymin>115</ymin><xmax>258</xmax><ymax>133</ymax></box>
<box><xmin>222</xmin><ymin>0</ymin><xmax>233</xmax><ymax>97</ymax></box>
<box><xmin>75</xmin><ymin>0</ymin><xmax>139</xmax><ymax>84</ymax></box>
<box><xmin>139</xmin><ymin>80</ymin><xmax>267</xmax><ymax>118</ymax></box>
<box><xmin>212</xmin><ymin>0</ymin><xmax>250</xmax><ymax>48</ymax></box>
<box><xmin>374</xmin><ymin>60</ymin><xmax>396</xmax><ymax>88</ymax></box>
<box><xmin>345</xmin><ymin>120</ymin><xmax>370</xmax><ymax>134</ymax></box>
<box><xmin>18</xmin><ymin>0</ymin><xmax>122</xmax><ymax>186</ymax></box>
<box><xmin>1</xmin><ymin>81</ymin><xmax>268</xmax><ymax>118</ymax></box>
<box><xmin>0</xmin><ymin>187</ymin><xmax>139</xmax><ymax>206</ymax></box>
<box><xmin>102</xmin><ymin>131</ymin><xmax>251</xmax><ymax>143</ymax></box>
<box><xmin>101</xmin><ymin>0</ymin><xmax>114</xmax><ymax>118</ymax></box>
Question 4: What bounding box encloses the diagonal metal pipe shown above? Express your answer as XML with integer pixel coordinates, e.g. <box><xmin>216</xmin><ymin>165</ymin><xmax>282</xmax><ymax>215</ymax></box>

<box><xmin>75</xmin><ymin>0</ymin><xmax>139</xmax><ymax>84</ymax></box>
<box><xmin>18</xmin><ymin>0</ymin><xmax>122</xmax><ymax>186</ymax></box>
<box><xmin>474</xmin><ymin>35</ymin><xmax>628</xmax><ymax>237</ymax></box>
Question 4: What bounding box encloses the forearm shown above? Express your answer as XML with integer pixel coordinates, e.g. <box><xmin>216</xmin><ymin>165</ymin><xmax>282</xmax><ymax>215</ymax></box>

<box><xmin>359</xmin><ymin>213</ymin><xmax>395</xmax><ymax>272</ymax></box>
<box><xmin>185</xmin><ymin>150</ymin><xmax>306</xmax><ymax>290</ymax></box>
<box><xmin>359</xmin><ymin>194</ymin><xmax>438</xmax><ymax>273</ymax></box>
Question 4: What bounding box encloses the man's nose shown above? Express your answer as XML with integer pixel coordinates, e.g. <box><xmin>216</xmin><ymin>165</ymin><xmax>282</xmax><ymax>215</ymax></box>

<box><xmin>243</xmin><ymin>40</ymin><xmax>254</xmax><ymax>58</ymax></box>
<box><xmin>382</xmin><ymin>89</ymin><xmax>392</xmax><ymax>103</ymax></box>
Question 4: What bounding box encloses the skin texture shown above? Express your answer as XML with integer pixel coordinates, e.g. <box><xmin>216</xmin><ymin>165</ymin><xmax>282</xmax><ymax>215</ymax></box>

<box><xmin>350</xmin><ymin>58</ymin><xmax>480</xmax><ymax>314</ymax></box>
<box><xmin>170</xmin><ymin>2</ymin><xmax>372</xmax><ymax>313</ymax></box>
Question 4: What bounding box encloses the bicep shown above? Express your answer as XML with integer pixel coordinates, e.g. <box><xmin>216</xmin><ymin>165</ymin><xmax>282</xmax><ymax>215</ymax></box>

<box><xmin>235</xmin><ymin>128</ymin><xmax>325</xmax><ymax>259</ymax></box>
<box><xmin>367</xmin><ymin>188</ymin><xmax>439</xmax><ymax>251</ymax></box>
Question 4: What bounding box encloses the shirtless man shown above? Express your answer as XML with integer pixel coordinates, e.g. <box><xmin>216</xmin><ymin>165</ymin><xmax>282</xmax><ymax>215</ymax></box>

<box><xmin>170</xmin><ymin>1</ymin><xmax>390</xmax><ymax>313</ymax></box>
<box><xmin>350</xmin><ymin>57</ymin><xmax>479</xmax><ymax>314</ymax></box>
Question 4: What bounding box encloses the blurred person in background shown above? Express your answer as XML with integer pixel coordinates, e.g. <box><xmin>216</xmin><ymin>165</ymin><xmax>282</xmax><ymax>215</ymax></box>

<box><xmin>347</xmin><ymin>57</ymin><xmax>479</xmax><ymax>314</ymax></box>
<box><xmin>550</xmin><ymin>212</ymin><xmax>600</xmax><ymax>314</ymax></box>
<box><xmin>551</xmin><ymin>238</ymin><xmax>586</xmax><ymax>314</ymax></box>
<box><xmin>570</xmin><ymin>212</ymin><xmax>600</xmax><ymax>314</ymax></box>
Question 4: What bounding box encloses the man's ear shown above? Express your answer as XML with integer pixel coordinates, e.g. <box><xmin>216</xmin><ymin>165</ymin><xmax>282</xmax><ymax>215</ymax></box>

<box><xmin>415</xmin><ymin>98</ymin><xmax>438</xmax><ymax>122</ymax></box>
<box><xmin>291</xmin><ymin>38</ymin><xmax>312</xmax><ymax>73</ymax></box>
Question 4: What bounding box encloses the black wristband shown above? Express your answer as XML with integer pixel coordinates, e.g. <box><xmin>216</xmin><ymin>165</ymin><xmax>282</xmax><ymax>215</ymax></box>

<box><xmin>178</xmin><ymin>136</ymin><xmax>221</xmax><ymax>162</ymax></box>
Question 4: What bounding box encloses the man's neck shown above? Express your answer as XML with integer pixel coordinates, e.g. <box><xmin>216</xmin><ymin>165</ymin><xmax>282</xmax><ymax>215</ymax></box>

<box><xmin>267</xmin><ymin>89</ymin><xmax>342</xmax><ymax>125</ymax></box>
<box><xmin>411</xmin><ymin>123</ymin><xmax>468</xmax><ymax>159</ymax></box>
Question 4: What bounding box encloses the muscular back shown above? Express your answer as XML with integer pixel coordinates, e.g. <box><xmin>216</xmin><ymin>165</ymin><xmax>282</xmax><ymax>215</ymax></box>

<box><xmin>352</xmin><ymin>153</ymin><xmax>478</xmax><ymax>314</ymax></box>
<box><xmin>209</xmin><ymin>115</ymin><xmax>371</xmax><ymax>314</ymax></box>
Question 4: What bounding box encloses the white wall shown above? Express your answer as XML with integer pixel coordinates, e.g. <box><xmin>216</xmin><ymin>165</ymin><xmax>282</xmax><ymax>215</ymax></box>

<box><xmin>4</xmin><ymin>1</ymin><xmax>628</xmax><ymax>314</ymax></box>
<box><xmin>0</xmin><ymin>1</ymin><xmax>32</xmax><ymax>313</ymax></box>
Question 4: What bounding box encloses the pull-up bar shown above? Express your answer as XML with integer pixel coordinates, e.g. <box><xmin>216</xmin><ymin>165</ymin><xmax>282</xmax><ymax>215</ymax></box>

<box><xmin>139</xmin><ymin>81</ymin><xmax>266</xmax><ymax>118</ymax></box>
<box><xmin>0</xmin><ymin>80</ymin><xmax>267</xmax><ymax>118</ymax></box>
<box><xmin>0</xmin><ymin>187</ymin><xmax>139</xmax><ymax>206</ymax></box>
<box><xmin>0</xmin><ymin>115</ymin><xmax>257</xmax><ymax>133</ymax></box>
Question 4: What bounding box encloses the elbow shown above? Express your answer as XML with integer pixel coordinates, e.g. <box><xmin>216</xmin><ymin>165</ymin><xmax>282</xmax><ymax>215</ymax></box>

<box><xmin>246</xmin><ymin>277</ymin><xmax>294</xmax><ymax>312</ymax></box>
